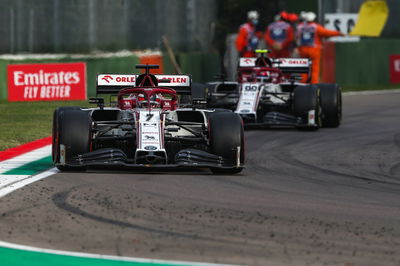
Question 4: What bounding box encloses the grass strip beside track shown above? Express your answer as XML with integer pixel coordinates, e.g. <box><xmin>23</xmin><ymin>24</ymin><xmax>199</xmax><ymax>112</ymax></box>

<box><xmin>0</xmin><ymin>100</ymin><xmax>89</xmax><ymax>150</ymax></box>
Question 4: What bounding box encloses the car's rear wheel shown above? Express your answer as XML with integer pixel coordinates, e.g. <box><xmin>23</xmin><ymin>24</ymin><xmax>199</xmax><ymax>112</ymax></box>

<box><xmin>293</xmin><ymin>85</ymin><xmax>321</xmax><ymax>130</ymax></box>
<box><xmin>317</xmin><ymin>83</ymin><xmax>342</xmax><ymax>127</ymax></box>
<box><xmin>208</xmin><ymin>112</ymin><xmax>244</xmax><ymax>174</ymax></box>
<box><xmin>53</xmin><ymin>108</ymin><xmax>92</xmax><ymax>171</ymax></box>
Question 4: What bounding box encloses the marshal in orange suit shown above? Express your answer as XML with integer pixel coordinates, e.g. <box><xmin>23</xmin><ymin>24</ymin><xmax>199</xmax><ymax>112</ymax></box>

<box><xmin>296</xmin><ymin>12</ymin><xmax>343</xmax><ymax>83</ymax></box>
<box><xmin>236</xmin><ymin>11</ymin><xmax>262</xmax><ymax>57</ymax></box>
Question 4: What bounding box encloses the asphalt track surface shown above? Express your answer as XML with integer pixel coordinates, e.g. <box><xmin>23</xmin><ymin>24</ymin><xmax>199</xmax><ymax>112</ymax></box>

<box><xmin>1</xmin><ymin>93</ymin><xmax>400</xmax><ymax>266</ymax></box>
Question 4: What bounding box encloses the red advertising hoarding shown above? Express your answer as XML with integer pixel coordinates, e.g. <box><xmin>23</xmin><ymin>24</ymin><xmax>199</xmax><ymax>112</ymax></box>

<box><xmin>7</xmin><ymin>62</ymin><xmax>86</xmax><ymax>102</ymax></box>
<box><xmin>389</xmin><ymin>55</ymin><xmax>400</xmax><ymax>84</ymax></box>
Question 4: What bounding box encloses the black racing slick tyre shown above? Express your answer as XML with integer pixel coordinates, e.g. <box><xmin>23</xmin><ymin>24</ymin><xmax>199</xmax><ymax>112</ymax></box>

<box><xmin>52</xmin><ymin>108</ymin><xmax>92</xmax><ymax>171</ymax></box>
<box><xmin>208</xmin><ymin>112</ymin><xmax>244</xmax><ymax>174</ymax></box>
<box><xmin>293</xmin><ymin>85</ymin><xmax>321</xmax><ymax>130</ymax></box>
<box><xmin>52</xmin><ymin>107</ymin><xmax>81</xmax><ymax>163</ymax></box>
<box><xmin>317</xmin><ymin>83</ymin><xmax>342</xmax><ymax>128</ymax></box>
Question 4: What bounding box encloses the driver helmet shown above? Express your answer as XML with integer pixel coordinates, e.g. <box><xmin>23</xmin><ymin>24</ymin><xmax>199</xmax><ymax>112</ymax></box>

<box><xmin>137</xmin><ymin>93</ymin><xmax>147</xmax><ymax>108</ymax></box>
<box><xmin>149</xmin><ymin>93</ymin><xmax>162</xmax><ymax>108</ymax></box>
<box><xmin>255</xmin><ymin>70</ymin><xmax>271</xmax><ymax>82</ymax></box>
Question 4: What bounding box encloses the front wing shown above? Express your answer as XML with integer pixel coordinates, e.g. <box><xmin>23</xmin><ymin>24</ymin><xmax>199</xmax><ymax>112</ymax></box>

<box><xmin>240</xmin><ymin>111</ymin><xmax>319</xmax><ymax>129</ymax></box>
<box><xmin>56</xmin><ymin>148</ymin><xmax>243</xmax><ymax>171</ymax></box>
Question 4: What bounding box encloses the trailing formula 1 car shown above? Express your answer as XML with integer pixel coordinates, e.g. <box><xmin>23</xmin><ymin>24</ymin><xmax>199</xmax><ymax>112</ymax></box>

<box><xmin>207</xmin><ymin>50</ymin><xmax>342</xmax><ymax>129</ymax></box>
<box><xmin>52</xmin><ymin>65</ymin><xmax>244</xmax><ymax>174</ymax></box>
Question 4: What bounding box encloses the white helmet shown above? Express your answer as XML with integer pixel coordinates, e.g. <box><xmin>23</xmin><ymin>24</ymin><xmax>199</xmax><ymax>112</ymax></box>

<box><xmin>300</xmin><ymin>11</ymin><xmax>316</xmax><ymax>22</ymax></box>
<box><xmin>247</xmin><ymin>10</ymin><xmax>259</xmax><ymax>20</ymax></box>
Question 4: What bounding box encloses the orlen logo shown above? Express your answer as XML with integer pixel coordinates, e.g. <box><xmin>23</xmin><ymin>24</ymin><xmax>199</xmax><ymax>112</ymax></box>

<box><xmin>281</xmin><ymin>59</ymin><xmax>308</xmax><ymax>65</ymax></box>
<box><xmin>101</xmin><ymin>75</ymin><xmax>136</xmax><ymax>83</ymax></box>
<box><xmin>102</xmin><ymin>75</ymin><xmax>114</xmax><ymax>83</ymax></box>
<box><xmin>241</xmin><ymin>58</ymin><xmax>255</xmax><ymax>66</ymax></box>
<box><xmin>116</xmin><ymin>76</ymin><xmax>135</xmax><ymax>82</ymax></box>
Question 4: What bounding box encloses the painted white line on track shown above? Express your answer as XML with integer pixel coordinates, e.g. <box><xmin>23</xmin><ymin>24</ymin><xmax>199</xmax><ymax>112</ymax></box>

<box><xmin>0</xmin><ymin>174</ymin><xmax>30</xmax><ymax>189</ymax></box>
<box><xmin>0</xmin><ymin>168</ymin><xmax>58</xmax><ymax>198</ymax></box>
<box><xmin>0</xmin><ymin>145</ymin><xmax>51</xmax><ymax>174</ymax></box>
<box><xmin>343</xmin><ymin>88</ymin><xmax>400</xmax><ymax>96</ymax></box>
<box><xmin>0</xmin><ymin>240</ymin><xmax>238</xmax><ymax>266</ymax></box>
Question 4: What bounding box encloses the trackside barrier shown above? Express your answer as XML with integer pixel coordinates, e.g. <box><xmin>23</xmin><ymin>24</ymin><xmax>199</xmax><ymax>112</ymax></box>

<box><xmin>0</xmin><ymin>53</ymin><xmax>140</xmax><ymax>100</ymax></box>
<box><xmin>336</xmin><ymin>39</ymin><xmax>400</xmax><ymax>86</ymax></box>
<box><xmin>0</xmin><ymin>51</ymin><xmax>220</xmax><ymax>101</ymax></box>
<box><xmin>321</xmin><ymin>38</ymin><xmax>400</xmax><ymax>86</ymax></box>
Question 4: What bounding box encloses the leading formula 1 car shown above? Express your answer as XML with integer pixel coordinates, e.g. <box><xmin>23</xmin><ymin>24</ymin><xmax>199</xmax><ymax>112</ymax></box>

<box><xmin>207</xmin><ymin>51</ymin><xmax>342</xmax><ymax>129</ymax></box>
<box><xmin>52</xmin><ymin>65</ymin><xmax>244</xmax><ymax>174</ymax></box>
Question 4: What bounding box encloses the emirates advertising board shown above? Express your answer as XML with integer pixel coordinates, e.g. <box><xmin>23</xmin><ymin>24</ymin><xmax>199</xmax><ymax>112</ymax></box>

<box><xmin>7</xmin><ymin>62</ymin><xmax>86</xmax><ymax>102</ymax></box>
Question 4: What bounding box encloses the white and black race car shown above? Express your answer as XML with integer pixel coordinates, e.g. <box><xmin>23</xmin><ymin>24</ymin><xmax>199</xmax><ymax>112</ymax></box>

<box><xmin>206</xmin><ymin>52</ymin><xmax>342</xmax><ymax>129</ymax></box>
<box><xmin>52</xmin><ymin>65</ymin><xmax>244</xmax><ymax>174</ymax></box>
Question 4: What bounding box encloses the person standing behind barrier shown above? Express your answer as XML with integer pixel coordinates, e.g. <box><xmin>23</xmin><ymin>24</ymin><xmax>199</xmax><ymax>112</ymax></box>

<box><xmin>265</xmin><ymin>11</ymin><xmax>296</xmax><ymax>58</ymax></box>
<box><xmin>296</xmin><ymin>12</ymin><xmax>343</xmax><ymax>83</ymax></box>
<box><xmin>236</xmin><ymin>10</ymin><xmax>261</xmax><ymax>57</ymax></box>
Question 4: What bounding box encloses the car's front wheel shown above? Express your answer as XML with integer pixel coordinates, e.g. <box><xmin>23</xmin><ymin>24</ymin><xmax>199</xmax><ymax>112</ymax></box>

<box><xmin>293</xmin><ymin>85</ymin><xmax>321</xmax><ymax>130</ymax></box>
<box><xmin>317</xmin><ymin>83</ymin><xmax>342</xmax><ymax>128</ymax></box>
<box><xmin>208</xmin><ymin>112</ymin><xmax>244</xmax><ymax>174</ymax></box>
<box><xmin>52</xmin><ymin>108</ymin><xmax>92</xmax><ymax>171</ymax></box>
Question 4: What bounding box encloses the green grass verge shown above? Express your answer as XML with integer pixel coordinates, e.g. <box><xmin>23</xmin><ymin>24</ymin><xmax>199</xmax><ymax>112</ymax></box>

<box><xmin>0</xmin><ymin>100</ymin><xmax>90</xmax><ymax>151</ymax></box>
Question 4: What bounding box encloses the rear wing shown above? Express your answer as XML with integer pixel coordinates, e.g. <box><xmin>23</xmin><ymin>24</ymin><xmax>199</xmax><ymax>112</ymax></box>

<box><xmin>238</xmin><ymin>57</ymin><xmax>311</xmax><ymax>74</ymax></box>
<box><xmin>238</xmin><ymin>57</ymin><xmax>257</xmax><ymax>67</ymax></box>
<box><xmin>272</xmin><ymin>58</ymin><xmax>311</xmax><ymax>74</ymax></box>
<box><xmin>96</xmin><ymin>74</ymin><xmax>192</xmax><ymax>95</ymax></box>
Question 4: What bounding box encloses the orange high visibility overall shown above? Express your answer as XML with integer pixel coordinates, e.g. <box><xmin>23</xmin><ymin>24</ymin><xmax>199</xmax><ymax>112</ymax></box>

<box><xmin>236</xmin><ymin>22</ymin><xmax>260</xmax><ymax>57</ymax></box>
<box><xmin>297</xmin><ymin>22</ymin><xmax>342</xmax><ymax>83</ymax></box>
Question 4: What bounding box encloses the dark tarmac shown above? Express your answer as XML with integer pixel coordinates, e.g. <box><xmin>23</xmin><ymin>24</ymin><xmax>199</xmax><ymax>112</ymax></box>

<box><xmin>1</xmin><ymin>93</ymin><xmax>400</xmax><ymax>266</ymax></box>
